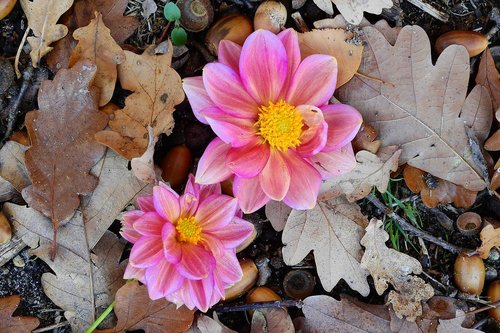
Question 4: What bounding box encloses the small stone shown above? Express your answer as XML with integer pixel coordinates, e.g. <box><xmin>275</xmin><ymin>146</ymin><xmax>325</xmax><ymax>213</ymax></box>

<box><xmin>488</xmin><ymin>248</ymin><xmax>500</xmax><ymax>262</ymax></box>
<box><xmin>12</xmin><ymin>255</ymin><xmax>25</xmax><ymax>268</ymax></box>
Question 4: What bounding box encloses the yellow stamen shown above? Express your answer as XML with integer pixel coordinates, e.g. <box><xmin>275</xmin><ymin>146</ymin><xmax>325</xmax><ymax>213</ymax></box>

<box><xmin>255</xmin><ymin>100</ymin><xmax>303</xmax><ymax>151</ymax></box>
<box><xmin>175</xmin><ymin>216</ymin><xmax>203</xmax><ymax>244</ymax></box>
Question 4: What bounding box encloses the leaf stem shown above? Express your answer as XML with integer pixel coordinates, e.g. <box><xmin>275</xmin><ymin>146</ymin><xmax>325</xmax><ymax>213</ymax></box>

<box><xmin>85</xmin><ymin>301</ymin><xmax>115</xmax><ymax>333</ymax></box>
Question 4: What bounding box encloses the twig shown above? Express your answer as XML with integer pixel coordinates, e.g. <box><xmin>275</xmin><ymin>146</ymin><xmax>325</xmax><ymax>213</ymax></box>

<box><xmin>464</xmin><ymin>300</ymin><xmax>500</xmax><ymax>316</ymax></box>
<box><xmin>406</xmin><ymin>0</ymin><xmax>449</xmax><ymax>22</ymax></box>
<box><xmin>14</xmin><ymin>27</ymin><xmax>29</xmax><ymax>79</ymax></box>
<box><xmin>365</xmin><ymin>194</ymin><xmax>465</xmax><ymax>254</ymax></box>
<box><xmin>32</xmin><ymin>321</ymin><xmax>69</xmax><ymax>332</ymax></box>
<box><xmin>85</xmin><ymin>301</ymin><xmax>115</xmax><ymax>333</ymax></box>
<box><xmin>213</xmin><ymin>299</ymin><xmax>303</xmax><ymax>313</ymax></box>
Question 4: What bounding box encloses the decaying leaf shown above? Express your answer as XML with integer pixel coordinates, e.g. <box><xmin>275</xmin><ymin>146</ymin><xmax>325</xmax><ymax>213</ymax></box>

<box><xmin>298</xmin><ymin>28</ymin><xmax>363</xmax><ymax>87</ymax></box>
<box><xmin>476</xmin><ymin>48</ymin><xmax>500</xmax><ymax>110</ymax></box>
<box><xmin>69</xmin><ymin>12</ymin><xmax>125</xmax><ymax>106</ymax></box>
<box><xmin>0</xmin><ymin>295</ymin><xmax>40</xmax><ymax>333</ymax></box>
<box><xmin>20</xmin><ymin>0</ymin><xmax>74</xmax><ymax>67</ymax></box>
<box><xmin>249</xmin><ymin>308</ymin><xmax>294</xmax><ymax>333</ymax></box>
<box><xmin>96</xmin><ymin>281</ymin><xmax>195</xmax><ymax>333</ymax></box>
<box><xmin>319</xmin><ymin>146</ymin><xmax>401</xmax><ymax>202</ymax></box>
<box><xmin>312</xmin><ymin>0</ymin><xmax>393</xmax><ymax>24</ymax></box>
<box><xmin>22</xmin><ymin>61</ymin><xmax>108</xmax><ymax>245</ymax></box>
<box><xmin>485</xmin><ymin>109</ymin><xmax>499</xmax><ymax>151</ymax></box>
<box><xmin>360</xmin><ymin>219</ymin><xmax>434</xmax><ymax>321</ymax></box>
<box><xmin>389</xmin><ymin>303</ymin><xmax>439</xmax><ymax>333</ymax></box>
<box><xmin>436</xmin><ymin>310</ymin><xmax>481</xmax><ymax>333</ymax></box>
<box><xmin>251</xmin><ymin>311</ymin><xmax>267</xmax><ymax>333</ymax></box>
<box><xmin>188</xmin><ymin>313</ymin><xmax>237</xmax><ymax>333</ymax></box>
<box><xmin>338</xmin><ymin>25</ymin><xmax>493</xmax><ymax>192</ymax></box>
<box><xmin>131</xmin><ymin>126</ymin><xmax>158</xmax><ymax>183</ymax></box>
<box><xmin>302</xmin><ymin>295</ymin><xmax>391</xmax><ymax>332</ymax></box>
<box><xmin>0</xmin><ymin>141</ymin><xmax>30</xmax><ymax>193</ymax></box>
<box><xmin>403</xmin><ymin>165</ymin><xmax>477</xmax><ymax>209</ymax></box>
<box><xmin>95</xmin><ymin>45</ymin><xmax>184</xmax><ymax>160</ymax></box>
<box><xmin>477</xmin><ymin>222</ymin><xmax>500</xmax><ymax>259</ymax></box>
<box><xmin>281</xmin><ymin>197</ymin><xmax>370</xmax><ymax>295</ymax></box>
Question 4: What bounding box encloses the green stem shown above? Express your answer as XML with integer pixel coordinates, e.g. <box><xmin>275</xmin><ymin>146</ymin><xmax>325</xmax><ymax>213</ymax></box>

<box><xmin>85</xmin><ymin>301</ymin><xmax>116</xmax><ymax>333</ymax></box>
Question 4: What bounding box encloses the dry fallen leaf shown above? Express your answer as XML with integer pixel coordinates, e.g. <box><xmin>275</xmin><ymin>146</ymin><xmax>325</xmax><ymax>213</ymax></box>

<box><xmin>476</xmin><ymin>222</ymin><xmax>500</xmax><ymax>259</ymax></box>
<box><xmin>302</xmin><ymin>295</ymin><xmax>391</xmax><ymax>332</ymax></box>
<box><xmin>351</xmin><ymin>123</ymin><xmax>381</xmax><ymax>154</ymax></box>
<box><xmin>96</xmin><ymin>281</ymin><xmax>195</xmax><ymax>333</ymax></box>
<box><xmin>265</xmin><ymin>200</ymin><xmax>292</xmax><ymax>232</ymax></box>
<box><xmin>0</xmin><ymin>141</ymin><xmax>30</xmax><ymax>193</ymax></box>
<box><xmin>131</xmin><ymin>126</ymin><xmax>158</xmax><ymax>183</ymax></box>
<box><xmin>338</xmin><ymin>25</ymin><xmax>493</xmax><ymax>192</ymax></box>
<box><xmin>22</xmin><ymin>61</ymin><xmax>108</xmax><ymax>248</ymax></box>
<box><xmin>250</xmin><ymin>308</ymin><xmax>294</xmax><ymax>333</ymax></box>
<box><xmin>298</xmin><ymin>28</ymin><xmax>363</xmax><ymax>87</ymax></box>
<box><xmin>188</xmin><ymin>313</ymin><xmax>237</xmax><ymax>333</ymax></box>
<box><xmin>20</xmin><ymin>0</ymin><xmax>74</xmax><ymax>67</ymax></box>
<box><xmin>281</xmin><ymin>197</ymin><xmax>370</xmax><ymax>295</ymax></box>
<box><xmin>361</xmin><ymin>219</ymin><xmax>434</xmax><ymax>321</ymax></box>
<box><xmin>389</xmin><ymin>303</ymin><xmax>439</xmax><ymax>333</ymax></box>
<box><xmin>312</xmin><ymin>0</ymin><xmax>393</xmax><ymax>24</ymax></box>
<box><xmin>403</xmin><ymin>165</ymin><xmax>477</xmax><ymax>209</ymax></box>
<box><xmin>319</xmin><ymin>146</ymin><xmax>401</xmax><ymax>202</ymax></box>
<box><xmin>485</xmin><ymin>109</ymin><xmax>499</xmax><ymax>152</ymax></box>
<box><xmin>436</xmin><ymin>310</ymin><xmax>481</xmax><ymax>333</ymax></box>
<box><xmin>0</xmin><ymin>295</ymin><xmax>40</xmax><ymax>333</ymax></box>
<box><xmin>69</xmin><ymin>12</ymin><xmax>125</xmax><ymax>106</ymax></box>
<box><xmin>476</xmin><ymin>48</ymin><xmax>500</xmax><ymax>110</ymax></box>
<box><xmin>95</xmin><ymin>45</ymin><xmax>184</xmax><ymax>160</ymax></box>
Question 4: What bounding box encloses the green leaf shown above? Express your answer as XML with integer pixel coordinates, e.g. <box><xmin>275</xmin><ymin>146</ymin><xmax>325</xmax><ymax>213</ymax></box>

<box><xmin>164</xmin><ymin>2</ymin><xmax>181</xmax><ymax>21</ymax></box>
<box><xmin>171</xmin><ymin>27</ymin><xmax>187</xmax><ymax>46</ymax></box>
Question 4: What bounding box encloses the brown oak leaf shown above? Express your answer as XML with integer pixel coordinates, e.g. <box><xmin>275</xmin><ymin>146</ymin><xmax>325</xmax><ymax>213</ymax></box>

<box><xmin>0</xmin><ymin>295</ymin><xmax>40</xmax><ymax>333</ymax></box>
<box><xmin>338</xmin><ymin>25</ymin><xmax>493</xmax><ymax>192</ymax></box>
<box><xmin>22</xmin><ymin>60</ymin><xmax>108</xmax><ymax>250</ymax></box>
<box><xmin>96</xmin><ymin>281</ymin><xmax>195</xmax><ymax>333</ymax></box>
<box><xmin>96</xmin><ymin>45</ymin><xmax>184</xmax><ymax>160</ymax></box>
<box><xmin>20</xmin><ymin>0</ymin><xmax>74</xmax><ymax>67</ymax></box>
<box><xmin>477</xmin><ymin>222</ymin><xmax>500</xmax><ymax>259</ymax></box>
<box><xmin>476</xmin><ymin>48</ymin><xmax>500</xmax><ymax>110</ymax></box>
<box><xmin>69</xmin><ymin>12</ymin><xmax>125</xmax><ymax>106</ymax></box>
<box><xmin>436</xmin><ymin>310</ymin><xmax>482</xmax><ymax>333</ymax></box>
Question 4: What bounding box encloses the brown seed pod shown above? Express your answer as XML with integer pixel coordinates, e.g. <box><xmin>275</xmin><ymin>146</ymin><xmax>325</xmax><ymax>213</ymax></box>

<box><xmin>205</xmin><ymin>14</ymin><xmax>253</xmax><ymax>55</ymax></box>
<box><xmin>456</xmin><ymin>212</ymin><xmax>482</xmax><ymax>236</ymax></box>
<box><xmin>454</xmin><ymin>251</ymin><xmax>485</xmax><ymax>295</ymax></box>
<box><xmin>224</xmin><ymin>258</ymin><xmax>258</xmax><ymax>301</ymax></box>
<box><xmin>0</xmin><ymin>0</ymin><xmax>17</xmax><ymax>20</ymax></box>
<box><xmin>254</xmin><ymin>1</ymin><xmax>287</xmax><ymax>34</ymax></box>
<box><xmin>488</xmin><ymin>280</ymin><xmax>500</xmax><ymax>322</ymax></box>
<box><xmin>435</xmin><ymin>30</ymin><xmax>488</xmax><ymax>57</ymax></box>
<box><xmin>283</xmin><ymin>270</ymin><xmax>315</xmax><ymax>299</ymax></box>
<box><xmin>160</xmin><ymin>145</ymin><xmax>193</xmax><ymax>190</ymax></box>
<box><xmin>0</xmin><ymin>211</ymin><xmax>12</xmax><ymax>244</ymax></box>
<box><xmin>178</xmin><ymin>0</ymin><xmax>213</xmax><ymax>32</ymax></box>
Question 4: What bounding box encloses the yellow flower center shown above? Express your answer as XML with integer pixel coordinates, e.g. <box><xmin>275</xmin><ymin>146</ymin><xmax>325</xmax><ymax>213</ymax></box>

<box><xmin>175</xmin><ymin>216</ymin><xmax>203</xmax><ymax>244</ymax></box>
<box><xmin>255</xmin><ymin>100</ymin><xmax>303</xmax><ymax>151</ymax></box>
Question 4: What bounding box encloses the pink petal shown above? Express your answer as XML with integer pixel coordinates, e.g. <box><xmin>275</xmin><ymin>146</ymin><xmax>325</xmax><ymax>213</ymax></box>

<box><xmin>162</xmin><ymin>223</ymin><xmax>182</xmax><ymax>264</ymax></box>
<box><xmin>282</xmin><ymin>150</ymin><xmax>321</xmax><ymax>210</ymax></box>
<box><xmin>239</xmin><ymin>30</ymin><xmax>287</xmax><ymax>105</ymax></box>
<box><xmin>203</xmin><ymin>107</ymin><xmax>257</xmax><ymax>147</ymax></box>
<box><xmin>133</xmin><ymin>212</ymin><xmax>165</xmax><ymax>236</ymax></box>
<box><xmin>218</xmin><ymin>40</ymin><xmax>242</xmax><ymax>73</ymax></box>
<box><xmin>137</xmin><ymin>195</ymin><xmax>155</xmax><ymax>212</ymax></box>
<box><xmin>196</xmin><ymin>138</ymin><xmax>232</xmax><ymax>184</ymax></box>
<box><xmin>215</xmin><ymin>250</ymin><xmax>242</xmax><ymax>284</ymax></box>
<box><xmin>212</xmin><ymin>272</ymin><xmax>225</xmax><ymax>299</ymax></box>
<box><xmin>182</xmin><ymin>76</ymin><xmax>213</xmax><ymax>124</ymax></box>
<box><xmin>259</xmin><ymin>150</ymin><xmax>290</xmax><ymax>201</ymax></box>
<box><xmin>195</xmin><ymin>194</ymin><xmax>238</xmax><ymax>231</ymax></box>
<box><xmin>188</xmin><ymin>274</ymin><xmax>215</xmax><ymax>312</ymax></box>
<box><xmin>203</xmin><ymin>62</ymin><xmax>258</xmax><ymax>118</ymax></box>
<box><xmin>129</xmin><ymin>236</ymin><xmax>164</xmax><ymax>268</ymax></box>
<box><xmin>227</xmin><ymin>140</ymin><xmax>270</xmax><ymax>178</ymax></box>
<box><xmin>123</xmin><ymin>264</ymin><xmax>146</xmax><ymax>283</ymax></box>
<box><xmin>121</xmin><ymin>211</ymin><xmax>144</xmax><ymax>243</ymax></box>
<box><xmin>233</xmin><ymin>175</ymin><xmax>270</xmax><ymax>213</ymax></box>
<box><xmin>321</xmin><ymin>104</ymin><xmax>363</xmax><ymax>152</ymax></box>
<box><xmin>177</xmin><ymin>243</ymin><xmax>215</xmax><ymax>279</ymax></box>
<box><xmin>286</xmin><ymin>54</ymin><xmax>338</xmax><ymax>107</ymax></box>
<box><xmin>208</xmin><ymin>217</ymin><xmax>255</xmax><ymax>249</ymax></box>
<box><xmin>184</xmin><ymin>174</ymin><xmax>199</xmax><ymax>196</ymax></box>
<box><xmin>202</xmin><ymin>233</ymin><xmax>226</xmax><ymax>258</ymax></box>
<box><xmin>166</xmin><ymin>280</ymin><xmax>196</xmax><ymax>310</ymax></box>
<box><xmin>179</xmin><ymin>193</ymin><xmax>198</xmax><ymax>217</ymax></box>
<box><xmin>309</xmin><ymin>144</ymin><xmax>356</xmax><ymax>179</ymax></box>
<box><xmin>296</xmin><ymin>105</ymin><xmax>328</xmax><ymax>156</ymax></box>
<box><xmin>145</xmin><ymin>259</ymin><xmax>184</xmax><ymax>299</ymax></box>
<box><xmin>153</xmin><ymin>183</ymin><xmax>180</xmax><ymax>222</ymax></box>
<box><xmin>278</xmin><ymin>29</ymin><xmax>301</xmax><ymax>96</ymax></box>
<box><xmin>198</xmin><ymin>183</ymin><xmax>222</xmax><ymax>202</ymax></box>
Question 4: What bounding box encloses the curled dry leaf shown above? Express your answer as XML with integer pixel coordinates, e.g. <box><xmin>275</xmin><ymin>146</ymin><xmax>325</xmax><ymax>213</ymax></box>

<box><xmin>338</xmin><ymin>25</ymin><xmax>493</xmax><ymax>192</ymax></box>
<box><xmin>23</xmin><ymin>61</ymin><xmax>108</xmax><ymax>247</ymax></box>
<box><xmin>20</xmin><ymin>0</ymin><xmax>74</xmax><ymax>67</ymax></box>
<box><xmin>96</xmin><ymin>45</ymin><xmax>184</xmax><ymax>160</ymax></box>
<box><xmin>319</xmin><ymin>146</ymin><xmax>401</xmax><ymax>202</ymax></box>
<box><xmin>312</xmin><ymin>0</ymin><xmax>393</xmax><ymax>24</ymax></box>
<box><xmin>131</xmin><ymin>126</ymin><xmax>158</xmax><ymax>183</ymax></box>
<box><xmin>476</xmin><ymin>48</ymin><xmax>500</xmax><ymax>110</ymax></box>
<box><xmin>436</xmin><ymin>310</ymin><xmax>482</xmax><ymax>333</ymax></box>
<box><xmin>403</xmin><ymin>165</ymin><xmax>477</xmax><ymax>209</ymax></box>
<box><xmin>298</xmin><ymin>28</ymin><xmax>363</xmax><ymax>87</ymax></box>
<box><xmin>281</xmin><ymin>197</ymin><xmax>370</xmax><ymax>295</ymax></box>
<box><xmin>351</xmin><ymin>123</ymin><xmax>381</xmax><ymax>154</ymax></box>
<box><xmin>477</xmin><ymin>222</ymin><xmax>500</xmax><ymax>259</ymax></box>
<box><xmin>0</xmin><ymin>141</ymin><xmax>30</xmax><ymax>193</ymax></box>
<box><xmin>361</xmin><ymin>219</ymin><xmax>434</xmax><ymax>321</ymax></box>
<box><xmin>302</xmin><ymin>295</ymin><xmax>391</xmax><ymax>332</ymax></box>
<box><xmin>96</xmin><ymin>281</ymin><xmax>195</xmax><ymax>333</ymax></box>
<box><xmin>69</xmin><ymin>12</ymin><xmax>125</xmax><ymax>106</ymax></box>
<box><xmin>250</xmin><ymin>308</ymin><xmax>294</xmax><ymax>333</ymax></box>
<box><xmin>0</xmin><ymin>295</ymin><xmax>40</xmax><ymax>333</ymax></box>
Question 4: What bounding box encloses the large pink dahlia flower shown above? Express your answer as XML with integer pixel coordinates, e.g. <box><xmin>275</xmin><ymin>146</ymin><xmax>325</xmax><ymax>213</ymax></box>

<box><xmin>183</xmin><ymin>28</ymin><xmax>362</xmax><ymax>213</ymax></box>
<box><xmin>121</xmin><ymin>175</ymin><xmax>254</xmax><ymax>312</ymax></box>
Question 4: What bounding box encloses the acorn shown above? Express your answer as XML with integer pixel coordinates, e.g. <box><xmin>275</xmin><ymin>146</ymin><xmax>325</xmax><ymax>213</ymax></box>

<box><xmin>488</xmin><ymin>280</ymin><xmax>500</xmax><ymax>322</ymax></box>
<box><xmin>0</xmin><ymin>211</ymin><xmax>12</xmax><ymax>244</ymax></box>
<box><xmin>456</xmin><ymin>212</ymin><xmax>482</xmax><ymax>236</ymax></box>
<box><xmin>224</xmin><ymin>258</ymin><xmax>258</xmax><ymax>301</ymax></box>
<box><xmin>246</xmin><ymin>286</ymin><xmax>281</xmax><ymax>303</ymax></box>
<box><xmin>0</xmin><ymin>0</ymin><xmax>17</xmax><ymax>20</ymax></box>
<box><xmin>435</xmin><ymin>30</ymin><xmax>488</xmax><ymax>57</ymax></box>
<box><xmin>283</xmin><ymin>270</ymin><xmax>315</xmax><ymax>299</ymax></box>
<box><xmin>236</xmin><ymin>227</ymin><xmax>256</xmax><ymax>253</ymax></box>
<box><xmin>205</xmin><ymin>14</ymin><xmax>253</xmax><ymax>55</ymax></box>
<box><xmin>454</xmin><ymin>251</ymin><xmax>486</xmax><ymax>295</ymax></box>
<box><xmin>254</xmin><ymin>1</ymin><xmax>287</xmax><ymax>34</ymax></box>
<box><xmin>160</xmin><ymin>145</ymin><xmax>193</xmax><ymax>190</ymax></box>
<box><xmin>178</xmin><ymin>0</ymin><xmax>213</xmax><ymax>32</ymax></box>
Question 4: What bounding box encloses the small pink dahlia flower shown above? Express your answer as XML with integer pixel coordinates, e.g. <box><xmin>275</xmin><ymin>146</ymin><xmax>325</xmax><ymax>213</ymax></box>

<box><xmin>183</xmin><ymin>28</ymin><xmax>363</xmax><ymax>213</ymax></box>
<box><xmin>121</xmin><ymin>175</ymin><xmax>254</xmax><ymax>312</ymax></box>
